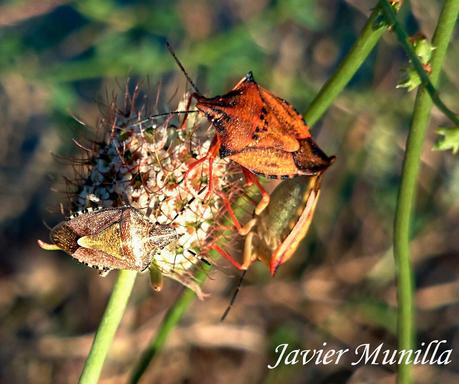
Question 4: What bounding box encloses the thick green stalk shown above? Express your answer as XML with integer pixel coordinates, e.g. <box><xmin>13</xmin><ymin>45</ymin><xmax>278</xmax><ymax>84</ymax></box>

<box><xmin>304</xmin><ymin>4</ymin><xmax>389</xmax><ymax>125</ymax></box>
<box><xmin>129</xmin><ymin>267</ymin><xmax>209</xmax><ymax>383</ymax></box>
<box><xmin>380</xmin><ymin>0</ymin><xmax>459</xmax><ymax>126</ymax></box>
<box><xmin>393</xmin><ymin>2</ymin><xmax>458</xmax><ymax>384</ymax></box>
<box><xmin>79</xmin><ymin>270</ymin><xmax>138</xmax><ymax>384</ymax></box>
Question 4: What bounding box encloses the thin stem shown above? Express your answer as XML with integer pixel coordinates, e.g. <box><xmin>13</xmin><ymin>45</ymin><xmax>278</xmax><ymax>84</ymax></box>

<box><xmin>304</xmin><ymin>4</ymin><xmax>390</xmax><ymax>125</ymax></box>
<box><xmin>380</xmin><ymin>0</ymin><xmax>459</xmax><ymax>126</ymax></box>
<box><xmin>79</xmin><ymin>270</ymin><xmax>138</xmax><ymax>384</ymax></box>
<box><xmin>129</xmin><ymin>266</ymin><xmax>210</xmax><ymax>383</ymax></box>
<box><xmin>393</xmin><ymin>1</ymin><xmax>458</xmax><ymax>384</ymax></box>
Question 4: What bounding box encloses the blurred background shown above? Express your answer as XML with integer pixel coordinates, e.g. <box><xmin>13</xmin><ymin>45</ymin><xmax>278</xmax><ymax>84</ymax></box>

<box><xmin>0</xmin><ymin>0</ymin><xmax>458</xmax><ymax>383</ymax></box>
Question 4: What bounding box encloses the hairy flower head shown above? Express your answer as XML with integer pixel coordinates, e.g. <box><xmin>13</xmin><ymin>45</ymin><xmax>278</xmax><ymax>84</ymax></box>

<box><xmin>42</xmin><ymin>82</ymin><xmax>243</xmax><ymax>298</ymax></box>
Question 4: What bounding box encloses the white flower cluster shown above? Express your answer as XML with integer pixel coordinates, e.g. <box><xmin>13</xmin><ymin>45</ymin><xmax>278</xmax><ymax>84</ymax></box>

<box><xmin>71</xmin><ymin>86</ymin><xmax>239</xmax><ymax>298</ymax></box>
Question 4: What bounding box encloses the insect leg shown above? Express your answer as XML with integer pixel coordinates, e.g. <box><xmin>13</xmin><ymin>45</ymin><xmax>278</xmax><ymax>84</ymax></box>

<box><xmin>216</xmin><ymin>190</ymin><xmax>256</xmax><ymax>236</ymax></box>
<box><xmin>204</xmin><ymin>150</ymin><xmax>215</xmax><ymax>200</ymax></box>
<box><xmin>242</xmin><ymin>231</ymin><xmax>257</xmax><ymax>270</ymax></box>
<box><xmin>183</xmin><ymin>154</ymin><xmax>209</xmax><ymax>195</ymax></box>
<box><xmin>210</xmin><ymin>244</ymin><xmax>245</xmax><ymax>270</ymax></box>
<box><xmin>241</xmin><ymin>168</ymin><xmax>270</xmax><ymax>216</ymax></box>
<box><xmin>184</xmin><ymin>135</ymin><xmax>220</xmax><ymax>199</ymax></box>
<box><xmin>149</xmin><ymin>264</ymin><xmax>164</xmax><ymax>291</ymax></box>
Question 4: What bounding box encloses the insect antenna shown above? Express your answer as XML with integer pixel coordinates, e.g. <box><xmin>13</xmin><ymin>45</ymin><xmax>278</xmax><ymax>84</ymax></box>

<box><xmin>41</xmin><ymin>220</ymin><xmax>53</xmax><ymax>231</ymax></box>
<box><xmin>220</xmin><ymin>269</ymin><xmax>247</xmax><ymax>322</ymax></box>
<box><xmin>165</xmin><ymin>41</ymin><xmax>201</xmax><ymax>94</ymax></box>
<box><xmin>127</xmin><ymin>110</ymin><xmax>199</xmax><ymax>129</ymax></box>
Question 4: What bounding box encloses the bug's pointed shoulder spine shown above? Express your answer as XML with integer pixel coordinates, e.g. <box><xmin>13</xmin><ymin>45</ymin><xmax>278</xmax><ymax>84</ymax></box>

<box><xmin>245</xmin><ymin>71</ymin><xmax>256</xmax><ymax>83</ymax></box>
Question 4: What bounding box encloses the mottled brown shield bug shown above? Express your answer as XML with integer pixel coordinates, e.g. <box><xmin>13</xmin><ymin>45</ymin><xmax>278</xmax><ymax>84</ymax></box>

<box><xmin>38</xmin><ymin>207</ymin><xmax>177</xmax><ymax>275</ymax></box>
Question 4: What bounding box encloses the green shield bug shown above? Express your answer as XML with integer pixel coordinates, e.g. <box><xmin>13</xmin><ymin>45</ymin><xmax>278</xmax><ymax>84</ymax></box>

<box><xmin>214</xmin><ymin>175</ymin><xmax>321</xmax><ymax>275</ymax></box>
<box><xmin>243</xmin><ymin>175</ymin><xmax>321</xmax><ymax>275</ymax></box>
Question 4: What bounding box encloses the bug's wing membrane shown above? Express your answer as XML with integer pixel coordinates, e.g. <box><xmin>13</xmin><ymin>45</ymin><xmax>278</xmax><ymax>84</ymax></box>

<box><xmin>293</xmin><ymin>138</ymin><xmax>336</xmax><ymax>175</ymax></box>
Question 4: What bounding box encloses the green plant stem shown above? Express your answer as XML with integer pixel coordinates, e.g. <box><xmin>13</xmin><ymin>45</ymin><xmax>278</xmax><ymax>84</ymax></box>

<box><xmin>380</xmin><ymin>0</ymin><xmax>459</xmax><ymax>126</ymax></box>
<box><xmin>304</xmin><ymin>4</ymin><xmax>390</xmax><ymax>125</ymax></box>
<box><xmin>79</xmin><ymin>270</ymin><xmax>137</xmax><ymax>384</ymax></box>
<box><xmin>129</xmin><ymin>267</ymin><xmax>210</xmax><ymax>384</ymax></box>
<box><xmin>393</xmin><ymin>1</ymin><xmax>458</xmax><ymax>384</ymax></box>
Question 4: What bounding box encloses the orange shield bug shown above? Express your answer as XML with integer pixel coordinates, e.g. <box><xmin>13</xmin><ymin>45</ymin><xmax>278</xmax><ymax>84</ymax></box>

<box><xmin>166</xmin><ymin>42</ymin><xmax>334</xmax><ymax>220</ymax></box>
<box><xmin>193</xmin><ymin>72</ymin><xmax>334</xmax><ymax>178</ymax></box>
<box><xmin>214</xmin><ymin>175</ymin><xmax>322</xmax><ymax>275</ymax></box>
<box><xmin>38</xmin><ymin>207</ymin><xmax>177</xmax><ymax>275</ymax></box>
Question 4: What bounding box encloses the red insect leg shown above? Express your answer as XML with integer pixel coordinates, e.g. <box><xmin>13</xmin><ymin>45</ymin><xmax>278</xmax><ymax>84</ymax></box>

<box><xmin>210</xmin><ymin>244</ymin><xmax>245</xmax><ymax>270</ymax></box>
<box><xmin>216</xmin><ymin>190</ymin><xmax>256</xmax><ymax>236</ymax></box>
<box><xmin>241</xmin><ymin>167</ymin><xmax>270</xmax><ymax>216</ymax></box>
<box><xmin>183</xmin><ymin>135</ymin><xmax>220</xmax><ymax>199</ymax></box>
